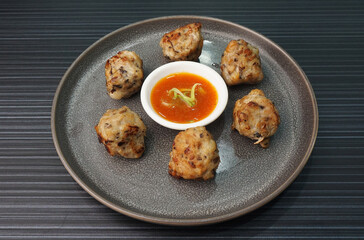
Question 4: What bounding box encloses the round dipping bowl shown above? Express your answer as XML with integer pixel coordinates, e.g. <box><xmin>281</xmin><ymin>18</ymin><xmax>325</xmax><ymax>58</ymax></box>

<box><xmin>141</xmin><ymin>61</ymin><xmax>228</xmax><ymax>130</ymax></box>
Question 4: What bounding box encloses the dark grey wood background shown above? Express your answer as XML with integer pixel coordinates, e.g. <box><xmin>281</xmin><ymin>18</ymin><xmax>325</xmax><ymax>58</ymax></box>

<box><xmin>1</xmin><ymin>0</ymin><xmax>363</xmax><ymax>238</ymax></box>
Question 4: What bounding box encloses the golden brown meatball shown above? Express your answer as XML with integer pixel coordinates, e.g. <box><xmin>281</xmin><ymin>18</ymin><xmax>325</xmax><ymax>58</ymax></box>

<box><xmin>221</xmin><ymin>39</ymin><xmax>263</xmax><ymax>86</ymax></box>
<box><xmin>105</xmin><ymin>51</ymin><xmax>143</xmax><ymax>99</ymax></box>
<box><xmin>168</xmin><ymin>126</ymin><xmax>220</xmax><ymax>180</ymax></box>
<box><xmin>232</xmin><ymin>89</ymin><xmax>280</xmax><ymax>148</ymax></box>
<box><xmin>159</xmin><ymin>22</ymin><xmax>203</xmax><ymax>61</ymax></box>
<box><xmin>95</xmin><ymin>106</ymin><xmax>146</xmax><ymax>158</ymax></box>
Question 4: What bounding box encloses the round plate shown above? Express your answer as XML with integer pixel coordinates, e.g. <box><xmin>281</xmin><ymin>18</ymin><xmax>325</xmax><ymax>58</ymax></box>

<box><xmin>51</xmin><ymin>16</ymin><xmax>318</xmax><ymax>226</ymax></box>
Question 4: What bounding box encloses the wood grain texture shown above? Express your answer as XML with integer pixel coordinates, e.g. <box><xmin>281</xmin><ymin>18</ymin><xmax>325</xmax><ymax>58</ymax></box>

<box><xmin>0</xmin><ymin>0</ymin><xmax>363</xmax><ymax>238</ymax></box>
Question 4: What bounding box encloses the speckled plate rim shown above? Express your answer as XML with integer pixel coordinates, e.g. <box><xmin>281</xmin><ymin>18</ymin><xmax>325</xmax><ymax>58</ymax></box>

<box><xmin>51</xmin><ymin>15</ymin><xmax>319</xmax><ymax>226</ymax></box>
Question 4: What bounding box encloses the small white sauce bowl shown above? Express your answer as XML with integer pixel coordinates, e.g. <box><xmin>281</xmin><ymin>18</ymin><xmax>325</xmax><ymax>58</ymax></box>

<box><xmin>141</xmin><ymin>61</ymin><xmax>228</xmax><ymax>130</ymax></box>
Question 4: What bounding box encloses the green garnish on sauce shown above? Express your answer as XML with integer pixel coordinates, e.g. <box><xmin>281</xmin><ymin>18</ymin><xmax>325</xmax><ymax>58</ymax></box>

<box><xmin>168</xmin><ymin>83</ymin><xmax>201</xmax><ymax>107</ymax></box>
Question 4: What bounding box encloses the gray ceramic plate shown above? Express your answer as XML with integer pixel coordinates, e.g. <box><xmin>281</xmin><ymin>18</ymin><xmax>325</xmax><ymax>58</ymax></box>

<box><xmin>52</xmin><ymin>16</ymin><xmax>318</xmax><ymax>226</ymax></box>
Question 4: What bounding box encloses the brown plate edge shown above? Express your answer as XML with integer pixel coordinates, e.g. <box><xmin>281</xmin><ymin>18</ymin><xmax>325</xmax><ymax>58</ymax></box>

<box><xmin>51</xmin><ymin>15</ymin><xmax>319</xmax><ymax>226</ymax></box>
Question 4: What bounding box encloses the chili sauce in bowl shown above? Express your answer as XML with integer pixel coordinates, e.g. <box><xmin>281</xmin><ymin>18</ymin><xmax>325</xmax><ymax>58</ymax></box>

<box><xmin>151</xmin><ymin>72</ymin><xmax>218</xmax><ymax>123</ymax></box>
<box><xmin>141</xmin><ymin>61</ymin><xmax>228</xmax><ymax>130</ymax></box>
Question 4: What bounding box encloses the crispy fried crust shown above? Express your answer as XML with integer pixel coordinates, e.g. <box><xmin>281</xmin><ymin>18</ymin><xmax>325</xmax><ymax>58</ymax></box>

<box><xmin>221</xmin><ymin>39</ymin><xmax>263</xmax><ymax>86</ymax></box>
<box><xmin>159</xmin><ymin>22</ymin><xmax>203</xmax><ymax>61</ymax></box>
<box><xmin>232</xmin><ymin>89</ymin><xmax>280</xmax><ymax>147</ymax></box>
<box><xmin>95</xmin><ymin>106</ymin><xmax>146</xmax><ymax>158</ymax></box>
<box><xmin>168</xmin><ymin>126</ymin><xmax>220</xmax><ymax>180</ymax></box>
<box><xmin>105</xmin><ymin>51</ymin><xmax>143</xmax><ymax>100</ymax></box>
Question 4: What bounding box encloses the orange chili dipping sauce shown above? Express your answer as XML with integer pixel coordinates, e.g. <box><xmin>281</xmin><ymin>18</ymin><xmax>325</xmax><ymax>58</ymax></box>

<box><xmin>151</xmin><ymin>72</ymin><xmax>218</xmax><ymax>123</ymax></box>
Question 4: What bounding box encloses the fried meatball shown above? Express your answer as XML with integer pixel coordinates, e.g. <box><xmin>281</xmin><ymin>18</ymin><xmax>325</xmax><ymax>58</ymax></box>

<box><xmin>95</xmin><ymin>106</ymin><xmax>146</xmax><ymax>158</ymax></box>
<box><xmin>232</xmin><ymin>89</ymin><xmax>280</xmax><ymax>148</ymax></box>
<box><xmin>221</xmin><ymin>39</ymin><xmax>263</xmax><ymax>86</ymax></box>
<box><xmin>159</xmin><ymin>22</ymin><xmax>203</xmax><ymax>61</ymax></box>
<box><xmin>168</xmin><ymin>126</ymin><xmax>220</xmax><ymax>180</ymax></box>
<box><xmin>105</xmin><ymin>51</ymin><xmax>143</xmax><ymax>99</ymax></box>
